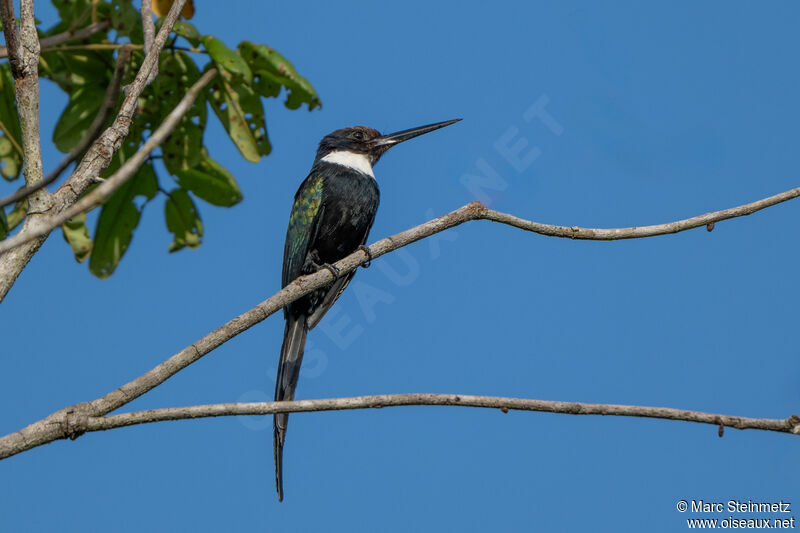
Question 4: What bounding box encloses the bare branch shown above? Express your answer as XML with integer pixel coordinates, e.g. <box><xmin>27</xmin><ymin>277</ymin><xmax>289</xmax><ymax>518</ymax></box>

<box><xmin>89</xmin><ymin>395</ymin><xmax>800</xmax><ymax>436</ymax></box>
<box><xmin>0</xmin><ymin>21</ymin><xmax>110</xmax><ymax>58</ymax></box>
<box><xmin>0</xmin><ymin>0</ymin><xmax>21</xmax><ymax>73</ymax></box>
<box><xmin>3</xmin><ymin>0</ymin><xmax>45</xmax><ymax>197</ymax></box>
<box><xmin>482</xmin><ymin>186</ymin><xmax>800</xmax><ymax>240</ymax></box>
<box><xmin>1</xmin><ymin>393</ymin><xmax>798</xmax><ymax>460</ymax></box>
<box><xmin>0</xmin><ymin>0</ymin><xmax>52</xmax><ymax>301</ymax></box>
<box><xmin>0</xmin><ymin>46</ymin><xmax>132</xmax><ymax>209</ymax></box>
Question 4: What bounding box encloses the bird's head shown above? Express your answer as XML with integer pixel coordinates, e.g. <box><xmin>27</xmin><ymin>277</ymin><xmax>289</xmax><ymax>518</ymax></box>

<box><xmin>315</xmin><ymin>119</ymin><xmax>461</xmax><ymax>174</ymax></box>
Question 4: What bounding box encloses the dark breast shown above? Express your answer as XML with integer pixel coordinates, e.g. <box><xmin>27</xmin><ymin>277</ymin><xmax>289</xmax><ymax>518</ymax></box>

<box><xmin>314</xmin><ymin>170</ymin><xmax>380</xmax><ymax>263</ymax></box>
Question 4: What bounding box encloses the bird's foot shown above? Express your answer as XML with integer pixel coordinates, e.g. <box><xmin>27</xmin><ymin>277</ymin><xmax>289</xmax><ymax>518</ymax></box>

<box><xmin>308</xmin><ymin>250</ymin><xmax>340</xmax><ymax>279</ymax></box>
<box><xmin>357</xmin><ymin>245</ymin><xmax>373</xmax><ymax>268</ymax></box>
<box><xmin>320</xmin><ymin>263</ymin><xmax>340</xmax><ymax>279</ymax></box>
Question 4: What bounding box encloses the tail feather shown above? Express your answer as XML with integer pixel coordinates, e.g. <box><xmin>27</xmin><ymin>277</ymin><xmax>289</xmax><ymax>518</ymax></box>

<box><xmin>274</xmin><ymin>314</ymin><xmax>308</xmax><ymax>502</ymax></box>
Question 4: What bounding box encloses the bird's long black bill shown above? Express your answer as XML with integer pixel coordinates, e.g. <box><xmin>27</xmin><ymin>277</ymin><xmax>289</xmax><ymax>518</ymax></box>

<box><xmin>374</xmin><ymin>118</ymin><xmax>461</xmax><ymax>147</ymax></box>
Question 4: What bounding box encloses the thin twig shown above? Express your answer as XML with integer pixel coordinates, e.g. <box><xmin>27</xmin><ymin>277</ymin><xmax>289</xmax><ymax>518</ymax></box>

<box><xmin>481</xmin><ymin>187</ymin><xmax>800</xmax><ymax>240</ymax></box>
<box><xmin>0</xmin><ymin>21</ymin><xmax>110</xmax><ymax>58</ymax></box>
<box><xmin>39</xmin><ymin>44</ymin><xmax>206</xmax><ymax>54</ymax></box>
<box><xmin>0</xmin><ymin>46</ymin><xmax>132</xmax><ymax>209</ymax></box>
<box><xmin>40</xmin><ymin>43</ymin><xmax>143</xmax><ymax>52</ymax></box>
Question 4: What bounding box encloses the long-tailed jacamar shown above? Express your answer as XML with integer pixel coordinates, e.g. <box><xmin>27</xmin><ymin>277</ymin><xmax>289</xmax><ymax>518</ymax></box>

<box><xmin>274</xmin><ymin>118</ymin><xmax>460</xmax><ymax>501</ymax></box>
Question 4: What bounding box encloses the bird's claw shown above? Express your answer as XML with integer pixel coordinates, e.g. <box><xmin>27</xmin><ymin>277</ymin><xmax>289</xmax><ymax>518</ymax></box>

<box><xmin>357</xmin><ymin>245</ymin><xmax>373</xmax><ymax>268</ymax></box>
<box><xmin>321</xmin><ymin>263</ymin><xmax>340</xmax><ymax>278</ymax></box>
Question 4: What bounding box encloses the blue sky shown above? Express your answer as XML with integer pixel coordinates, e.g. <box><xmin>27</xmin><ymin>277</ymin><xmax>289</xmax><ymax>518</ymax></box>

<box><xmin>2</xmin><ymin>1</ymin><xmax>799</xmax><ymax>531</ymax></box>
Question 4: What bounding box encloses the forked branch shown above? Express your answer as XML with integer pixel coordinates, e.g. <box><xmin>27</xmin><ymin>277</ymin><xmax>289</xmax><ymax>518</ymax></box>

<box><xmin>0</xmin><ymin>0</ymin><xmax>189</xmax><ymax>303</ymax></box>
<box><xmin>0</xmin><ymin>187</ymin><xmax>798</xmax><ymax>460</ymax></box>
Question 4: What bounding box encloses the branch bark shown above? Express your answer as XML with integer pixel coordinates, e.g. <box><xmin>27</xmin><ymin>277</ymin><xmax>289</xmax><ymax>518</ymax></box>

<box><xmin>0</xmin><ymin>0</ymin><xmax>188</xmax><ymax>303</ymax></box>
<box><xmin>0</xmin><ymin>0</ymin><xmax>51</xmax><ymax>301</ymax></box>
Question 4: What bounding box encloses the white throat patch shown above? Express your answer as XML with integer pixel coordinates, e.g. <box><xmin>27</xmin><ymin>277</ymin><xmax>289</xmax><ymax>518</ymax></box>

<box><xmin>321</xmin><ymin>150</ymin><xmax>374</xmax><ymax>178</ymax></box>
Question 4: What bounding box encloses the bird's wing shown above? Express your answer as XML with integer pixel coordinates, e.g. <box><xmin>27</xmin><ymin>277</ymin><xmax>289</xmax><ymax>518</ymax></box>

<box><xmin>282</xmin><ymin>173</ymin><xmax>325</xmax><ymax>289</ymax></box>
<box><xmin>306</xmin><ymin>224</ymin><xmax>373</xmax><ymax>330</ymax></box>
<box><xmin>306</xmin><ymin>273</ymin><xmax>354</xmax><ymax>330</ymax></box>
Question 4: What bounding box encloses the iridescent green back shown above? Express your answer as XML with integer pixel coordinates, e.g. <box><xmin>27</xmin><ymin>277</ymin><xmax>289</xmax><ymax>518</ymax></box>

<box><xmin>282</xmin><ymin>173</ymin><xmax>324</xmax><ymax>288</ymax></box>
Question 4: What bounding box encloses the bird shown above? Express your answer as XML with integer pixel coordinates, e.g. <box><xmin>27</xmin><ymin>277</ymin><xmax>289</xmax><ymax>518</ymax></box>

<box><xmin>274</xmin><ymin>118</ymin><xmax>461</xmax><ymax>501</ymax></box>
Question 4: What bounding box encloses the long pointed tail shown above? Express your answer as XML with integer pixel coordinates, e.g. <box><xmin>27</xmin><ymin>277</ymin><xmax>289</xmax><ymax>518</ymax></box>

<box><xmin>274</xmin><ymin>313</ymin><xmax>308</xmax><ymax>502</ymax></box>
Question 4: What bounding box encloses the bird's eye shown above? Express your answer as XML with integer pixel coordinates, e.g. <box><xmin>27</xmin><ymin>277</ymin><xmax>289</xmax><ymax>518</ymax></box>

<box><xmin>352</xmin><ymin>131</ymin><xmax>365</xmax><ymax>140</ymax></box>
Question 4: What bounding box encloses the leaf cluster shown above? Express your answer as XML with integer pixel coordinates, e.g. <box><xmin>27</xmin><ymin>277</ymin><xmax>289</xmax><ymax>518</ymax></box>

<box><xmin>0</xmin><ymin>0</ymin><xmax>321</xmax><ymax>277</ymax></box>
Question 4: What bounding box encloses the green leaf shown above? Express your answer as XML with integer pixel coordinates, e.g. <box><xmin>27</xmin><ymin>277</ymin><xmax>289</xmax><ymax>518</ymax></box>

<box><xmin>38</xmin><ymin>52</ymin><xmax>73</xmax><ymax>92</ymax></box>
<box><xmin>164</xmin><ymin>188</ymin><xmax>203</xmax><ymax>252</ymax></box>
<box><xmin>64</xmin><ymin>50</ymin><xmax>115</xmax><ymax>85</ymax></box>
<box><xmin>0</xmin><ymin>64</ymin><xmax>22</xmax><ymax>181</ymax></box>
<box><xmin>53</xmin><ymin>83</ymin><xmax>105</xmax><ymax>153</ymax></box>
<box><xmin>202</xmin><ymin>35</ymin><xmax>252</xmax><ymax>83</ymax></box>
<box><xmin>89</xmin><ymin>162</ymin><xmax>159</xmax><ymax>278</ymax></box>
<box><xmin>157</xmin><ymin>51</ymin><xmax>205</xmax><ymax>174</ymax></box>
<box><xmin>61</xmin><ymin>212</ymin><xmax>93</xmax><ymax>263</ymax></box>
<box><xmin>40</xmin><ymin>49</ymin><xmax>114</xmax><ymax>92</ymax></box>
<box><xmin>175</xmin><ymin>149</ymin><xmax>243</xmax><ymax>207</ymax></box>
<box><xmin>0</xmin><ymin>154</ymin><xmax>19</xmax><ymax>180</ymax></box>
<box><xmin>6</xmin><ymin>200</ymin><xmax>25</xmax><ymax>230</ymax></box>
<box><xmin>238</xmin><ymin>41</ymin><xmax>321</xmax><ymax>111</ymax></box>
<box><xmin>110</xmin><ymin>0</ymin><xmax>143</xmax><ymax>41</ymax></box>
<box><xmin>173</xmin><ymin>20</ymin><xmax>200</xmax><ymax>47</ymax></box>
<box><xmin>49</xmin><ymin>0</ymin><xmax>92</xmax><ymax>30</ymax></box>
<box><xmin>206</xmin><ymin>67</ymin><xmax>270</xmax><ymax>162</ymax></box>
